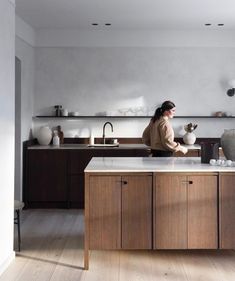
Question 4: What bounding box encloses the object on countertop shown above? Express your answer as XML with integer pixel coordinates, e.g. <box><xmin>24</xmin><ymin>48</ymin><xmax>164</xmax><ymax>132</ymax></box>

<box><xmin>89</xmin><ymin>134</ymin><xmax>94</xmax><ymax>145</ymax></box>
<box><xmin>183</xmin><ymin>123</ymin><xmax>198</xmax><ymax>145</ymax></box>
<box><xmin>201</xmin><ymin>142</ymin><xmax>219</xmax><ymax>163</ymax></box>
<box><xmin>57</xmin><ymin>126</ymin><xmax>64</xmax><ymax>144</ymax></box>
<box><xmin>37</xmin><ymin>126</ymin><xmax>52</xmax><ymax>145</ymax></box>
<box><xmin>53</xmin><ymin>130</ymin><xmax>60</xmax><ymax>146</ymax></box>
<box><xmin>221</xmin><ymin>129</ymin><xmax>235</xmax><ymax>160</ymax></box>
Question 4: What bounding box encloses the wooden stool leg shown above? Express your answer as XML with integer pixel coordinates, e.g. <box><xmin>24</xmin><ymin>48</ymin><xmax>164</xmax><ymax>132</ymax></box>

<box><xmin>16</xmin><ymin>210</ymin><xmax>21</xmax><ymax>251</ymax></box>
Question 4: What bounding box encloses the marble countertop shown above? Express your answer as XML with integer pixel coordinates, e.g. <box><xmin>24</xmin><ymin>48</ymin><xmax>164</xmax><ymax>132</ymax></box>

<box><xmin>28</xmin><ymin>143</ymin><xmax>201</xmax><ymax>150</ymax></box>
<box><xmin>85</xmin><ymin>157</ymin><xmax>235</xmax><ymax>173</ymax></box>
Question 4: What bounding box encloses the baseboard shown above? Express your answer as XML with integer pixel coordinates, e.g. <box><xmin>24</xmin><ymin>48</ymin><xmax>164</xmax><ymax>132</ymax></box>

<box><xmin>0</xmin><ymin>251</ymin><xmax>15</xmax><ymax>277</ymax></box>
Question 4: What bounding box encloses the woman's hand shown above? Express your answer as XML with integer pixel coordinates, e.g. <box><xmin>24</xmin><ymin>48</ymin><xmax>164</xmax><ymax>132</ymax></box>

<box><xmin>181</xmin><ymin>146</ymin><xmax>188</xmax><ymax>154</ymax></box>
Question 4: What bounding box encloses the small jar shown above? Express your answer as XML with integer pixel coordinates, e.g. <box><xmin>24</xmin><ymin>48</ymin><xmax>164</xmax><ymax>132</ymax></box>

<box><xmin>89</xmin><ymin>134</ymin><xmax>94</xmax><ymax>145</ymax></box>
<box><xmin>53</xmin><ymin>130</ymin><xmax>60</xmax><ymax>146</ymax></box>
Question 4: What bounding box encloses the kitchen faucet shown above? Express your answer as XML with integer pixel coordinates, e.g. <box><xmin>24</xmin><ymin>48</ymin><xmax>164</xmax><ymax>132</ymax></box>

<box><xmin>102</xmin><ymin>122</ymin><xmax>113</xmax><ymax>144</ymax></box>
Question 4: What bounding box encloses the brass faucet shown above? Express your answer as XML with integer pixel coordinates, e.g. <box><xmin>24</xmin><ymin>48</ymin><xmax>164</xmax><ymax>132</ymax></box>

<box><xmin>102</xmin><ymin>122</ymin><xmax>113</xmax><ymax>144</ymax></box>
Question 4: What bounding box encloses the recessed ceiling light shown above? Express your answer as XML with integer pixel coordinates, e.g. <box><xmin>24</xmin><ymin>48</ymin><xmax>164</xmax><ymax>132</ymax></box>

<box><xmin>92</xmin><ymin>23</ymin><xmax>98</xmax><ymax>26</ymax></box>
<box><xmin>218</xmin><ymin>23</ymin><xmax>224</xmax><ymax>26</ymax></box>
<box><xmin>205</xmin><ymin>23</ymin><xmax>212</xmax><ymax>26</ymax></box>
<box><xmin>105</xmin><ymin>23</ymin><xmax>111</xmax><ymax>26</ymax></box>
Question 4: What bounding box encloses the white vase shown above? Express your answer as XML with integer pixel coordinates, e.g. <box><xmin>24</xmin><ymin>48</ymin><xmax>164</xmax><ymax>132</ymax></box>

<box><xmin>183</xmin><ymin>132</ymin><xmax>196</xmax><ymax>145</ymax></box>
<box><xmin>37</xmin><ymin>126</ymin><xmax>52</xmax><ymax>145</ymax></box>
<box><xmin>221</xmin><ymin>129</ymin><xmax>235</xmax><ymax>160</ymax></box>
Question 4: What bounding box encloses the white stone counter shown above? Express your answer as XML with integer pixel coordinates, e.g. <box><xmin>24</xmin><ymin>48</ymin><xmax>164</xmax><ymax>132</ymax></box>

<box><xmin>85</xmin><ymin>157</ymin><xmax>235</xmax><ymax>173</ymax></box>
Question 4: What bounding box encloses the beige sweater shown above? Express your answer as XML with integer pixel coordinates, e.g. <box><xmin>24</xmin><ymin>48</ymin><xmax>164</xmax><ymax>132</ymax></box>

<box><xmin>142</xmin><ymin>116</ymin><xmax>184</xmax><ymax>152</ymax></box>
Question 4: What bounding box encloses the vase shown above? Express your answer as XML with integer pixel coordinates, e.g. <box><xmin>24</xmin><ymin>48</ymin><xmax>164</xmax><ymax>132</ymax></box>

<box><xmin>183</xmin><ymin>132</ymin><xmax>196</xmax><ymax>145</ymax></box>
<box><xmin>37</xmin><ymin>126</ymin><xmax>52</xmax><ymax>145</ymax></box>
<box><xmin>221</xmin><ymin>129</ymin><xmax>235</xmax><ymax>160</ymax></box>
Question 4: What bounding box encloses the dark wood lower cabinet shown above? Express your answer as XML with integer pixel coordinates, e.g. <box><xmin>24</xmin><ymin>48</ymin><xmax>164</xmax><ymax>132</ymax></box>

<box><xmin>26</xmin><ymin>150</ymin><xmax>68</xmax><ymax>208</ymax></box>
<box><xmin>25</xmin><ymin>147</ymin><xmax>149</xmax><ymax>208</ymax></box>
<box><xmin>69</xmin><ymin>174</ymin><xmax>84</xmax><ymax>208</ymax></box>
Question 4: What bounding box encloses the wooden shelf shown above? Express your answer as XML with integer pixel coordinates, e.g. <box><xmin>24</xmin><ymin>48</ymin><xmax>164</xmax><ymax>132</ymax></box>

<box><xmin>34</xmin><ymin>115</ymin><xmax>235</xmax><ymax>119</ymax></box>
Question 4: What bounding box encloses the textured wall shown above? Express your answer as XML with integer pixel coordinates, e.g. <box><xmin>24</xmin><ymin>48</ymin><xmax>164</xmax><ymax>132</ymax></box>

<box><xmin>35</xmin><ymin>47</ymin><xmax>235</xmax><ymax>116</ymax></box>
<box><xmin>33</xmin><ymin>46</ymin><xmax>235</xmax><ymax>138</ymax></box>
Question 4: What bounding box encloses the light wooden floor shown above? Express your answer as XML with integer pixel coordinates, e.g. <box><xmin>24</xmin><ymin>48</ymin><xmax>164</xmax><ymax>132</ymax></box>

<box><xmin>1</xmin><ymin>209</ymin><xmax>235</xmax><ymax>281</ymax></box>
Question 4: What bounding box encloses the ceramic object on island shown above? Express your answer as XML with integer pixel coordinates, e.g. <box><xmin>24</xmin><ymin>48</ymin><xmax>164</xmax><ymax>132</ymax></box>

<box><xmin>183</xmin><ymin>132</ymin><xmax>196</xmax><ymax>145</ymax></box>
<box><xmin>37</xmin><ymin>126</ymin><xmax>52</xmax><ymax>145</ymax></box>
<box><xmin>221</xmin><ymin>129</ymin><xmax>235</xmax><ymax>160</ymax></box>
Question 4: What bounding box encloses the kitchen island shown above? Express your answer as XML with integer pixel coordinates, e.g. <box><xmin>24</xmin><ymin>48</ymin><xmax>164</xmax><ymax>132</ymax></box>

<box><xmin>84</xmin><ymin>157</ymin><xmax>235</xmax><ymax>269</ymax></box>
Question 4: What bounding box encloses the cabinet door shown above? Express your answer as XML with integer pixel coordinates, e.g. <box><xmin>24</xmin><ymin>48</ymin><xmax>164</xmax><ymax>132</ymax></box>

<box><xmin>154</xmin><ymin>175</ymin><xmax>187</xmax><ymax>249</ymax></box>
<box><xmin>27</xmin><ymin>150</ymin><xmax>67</xmax><ymax>203</ymax></box>
<box><xmin>89</xmin><ymin>176</ymin><xmax>121</xmax><ymax>250</ymax></box>
<box><xmin>219</xmin><ymin>174</ymin><xmax>235</xmax><ymax>249</ymax></box>
<box><xmin>69</xmin><ymin>150</ymin><xmax>93</xmax><ymax>174</ymax></box>
<box><xmin>69</xmin><ymin>174</ymin><xmax>84</xmax><ymax>208</ymax></box>
<box><xmin>121</xmin><ymin>175</ymin><xmax>152</xmax><ymax>249</ymax></box>
<box><xmin>188</xmin><ymin>175</ymin><xmax>218</xmax><ymax>249</ymax></box>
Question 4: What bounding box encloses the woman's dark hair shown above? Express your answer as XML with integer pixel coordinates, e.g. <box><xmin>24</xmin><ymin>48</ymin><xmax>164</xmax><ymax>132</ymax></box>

<box><xmin>151</xmin><ymin>100</ymin><xmax>176</xmax><ymax>123</ymax></box>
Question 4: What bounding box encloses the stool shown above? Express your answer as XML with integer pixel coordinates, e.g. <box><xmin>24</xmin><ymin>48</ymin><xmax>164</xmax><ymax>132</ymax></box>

<box><xmin>14</xmin><ymin>200</ymin><xmax>24</xmax><ymax>251</ymax></box>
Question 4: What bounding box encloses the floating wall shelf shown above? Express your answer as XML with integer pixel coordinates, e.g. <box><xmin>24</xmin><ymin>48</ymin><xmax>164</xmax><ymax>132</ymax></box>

<box><xmin>34</xmin><ymin>115</ymin><xmax>235</xmax><ymax>119</ymax></box>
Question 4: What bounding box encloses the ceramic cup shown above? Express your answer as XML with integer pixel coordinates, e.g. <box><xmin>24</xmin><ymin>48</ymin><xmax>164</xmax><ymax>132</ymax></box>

<box><xmin>216</xmin><ymin>159</ymin><xmax>222</xmax><ymax>166</ymax></box>
<box><xmin>209</xmin><ymin>159</ymin><xmax>217</xmax><ymax>166</ymax></box>
<box><xmin>226</xmin><ymin>160</ymin><xmax>233</xmax><ymax>166</ymax></box>
<box><xmin>113</xmin><ymin>139</ymin><xmax>118</xmax><ymax>144</ymax></box>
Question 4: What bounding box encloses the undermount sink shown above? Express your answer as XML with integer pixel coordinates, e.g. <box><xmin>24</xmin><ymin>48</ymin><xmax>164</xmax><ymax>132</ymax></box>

<box><xmin>87</xmin><ymin>143</ymin><xmax>119</xmax><ymax>147</ymax></box>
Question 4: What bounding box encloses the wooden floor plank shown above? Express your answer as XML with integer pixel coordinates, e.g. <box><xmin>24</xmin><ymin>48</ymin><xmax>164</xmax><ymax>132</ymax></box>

<box><xmin>179</xmin><ymin>250</ymin><xmax>225</xmax><ymax>281</ymax></box>
<box><xmin>50</xmin><ymin>212</ymin><xmax>84</xmax><ymax>281</ymax></box>
<box><xmin>1</xmin><ymin>210</ymin><xmax>235</xmax><ymax>281</ymax></box>
<box><xmin>81</xmin><ymin>250</ymin><xmax>120</xmax><ymax>281</ymax></box>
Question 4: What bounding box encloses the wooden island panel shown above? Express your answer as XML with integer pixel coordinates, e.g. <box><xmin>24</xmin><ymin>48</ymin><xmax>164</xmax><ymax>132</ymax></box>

<box><xmin>188</xmin><ymin>175</ymin><xmax>218</xmax><ymax>249</ymax></box>
<box><xmin>154</xmin><ymin>174</ymin><xmax>187</xmax><ymax>249</ymax></box>
<box><xmin>154</xmin><ymin>173</ymin><xmax>218</xmax><ymax>250</ymax></box>
<box><xmin>89</xmin><ymin>175</ymin><xmax>121</xmax><ymax>249</ymax></box>
<box><xmin>219</xmin><ymin>174</ymin><xmax>235</xmax><ymax>249</ymax></box>
<box><xmin>121</xmin><ymin>175</ymin><xmax>152</xmax><ymax>249</ymax></box>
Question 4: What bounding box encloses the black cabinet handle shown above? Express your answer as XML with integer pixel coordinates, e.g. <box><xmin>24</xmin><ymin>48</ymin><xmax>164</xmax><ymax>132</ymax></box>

<box><xmin>189</xmin><ymin>181</ymin><xmax>193</xmax><ymax>184</ymax></box>
<box><xmin>122</xmin><ymin>181</ymin><xmax>128</xmax><ymax>185</ymax></box>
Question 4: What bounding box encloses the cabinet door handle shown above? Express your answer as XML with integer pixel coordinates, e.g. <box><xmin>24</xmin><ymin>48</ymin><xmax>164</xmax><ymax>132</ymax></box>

<box><xmin>181</xmin><ymin>180</ymin><xmax>193</xmax><ymax>184</ymax></box>
<box><xmin>122</xmin><ymin>181</ymin><xmax>128</xmax><ymax>185</ymax></box>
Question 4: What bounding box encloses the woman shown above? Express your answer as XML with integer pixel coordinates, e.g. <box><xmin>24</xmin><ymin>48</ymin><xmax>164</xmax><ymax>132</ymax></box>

<box><xmin>142</xmin><ymin>101</ymin><xmax>188</xmax><ymax>157</ymax></box>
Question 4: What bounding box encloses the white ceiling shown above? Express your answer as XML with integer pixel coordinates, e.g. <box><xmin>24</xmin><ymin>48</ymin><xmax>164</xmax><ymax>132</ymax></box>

<box><xmin>15</xmin><ymin>0</ymin><xmax>235</xmax><ymax>30</ymax></box>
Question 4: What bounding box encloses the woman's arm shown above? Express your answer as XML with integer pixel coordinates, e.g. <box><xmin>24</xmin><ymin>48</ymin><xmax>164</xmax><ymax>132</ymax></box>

<box><xmin>159</xmin><ymin>121</ymin><xmax>187</xmax><ymax>153</ymax></box>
